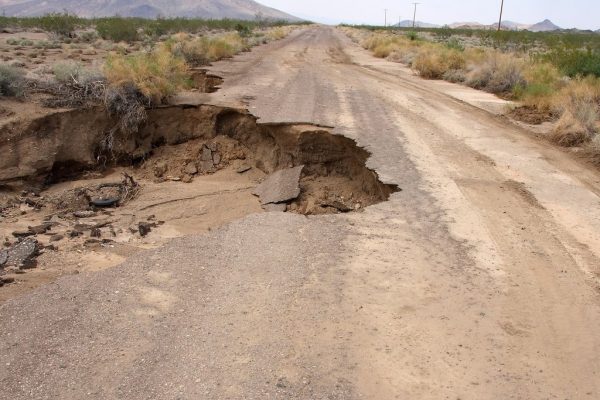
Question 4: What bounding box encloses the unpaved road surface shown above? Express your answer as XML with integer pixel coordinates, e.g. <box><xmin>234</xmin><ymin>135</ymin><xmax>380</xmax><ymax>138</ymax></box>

<box><xmin>2</xmin><ymin>26</ymin><xmax>600</xmax><ymax>399</ymax></box>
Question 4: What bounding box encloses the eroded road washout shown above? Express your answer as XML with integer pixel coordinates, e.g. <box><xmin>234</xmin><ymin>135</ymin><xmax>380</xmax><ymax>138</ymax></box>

<box><xmin>0</xmin><ymin>98</ymin><xmax>397</xmax><ymax>300</ymax></box>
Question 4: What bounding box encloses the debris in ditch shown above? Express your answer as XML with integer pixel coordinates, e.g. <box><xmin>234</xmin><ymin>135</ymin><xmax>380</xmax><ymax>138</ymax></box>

<box><xmin>0</xmin><ymin>277</ymin><xmax>15</xmax><ymax>287</ymax></box>
<box><xmin>0</xmin><ymin>250</ymin><xmax>8</xmax><ymax>267</ymax></box>
<box><xmin>263</xmin><ymin>203</ymin><xmax>288</xmax><ymax>212</ymax></box>
<box><xmin>12</xmin><ymin>230</ymin><xmax>34</xmax><ymax>239</ymax></box>
<box><xmin>90</xmin><ymin>227</ymin><xmax>102</xmax><ymax>238</ymax></box>
<box><xmin>253</xmin><ymin>166</ymin><xmax>304</xmax><ymax>205</ymax></box>
<box><xmin>6</xmin><ymin>238</ymin><xmax>39</xmax><ymax>269</ymax></box>
<box><xmin>199</xmin><ymin>145</ymin><xmax>216</xmax><ymax>173</ymax></box>
<box><xmin>28</xmin><ymin>223</ymin><xmax>52</xmax><ymax>235</ymax></box>
<box><xmin>320</xmin><ymin>198</ymin><xmax>354</xmax><ymax>213</ymax></box>
<box><xmin>73</xmin><ymin>211</ymin><xmax>96</xmax><ymax>218</ymax></box>
<box><xmin>91</xmin><ymin>197</ymin><xmax>119</xmax><ymax>208</ymax></box>
<box><xmin>138</xmin><ymin>222</ymin><xmax>153</xmax><ymax>237</ymax></box>
<box><xmin>153</xmin><ymin>161</ymin><xmax>168</xmax><ymax>178</ymax></box>
<box><xmin>236</xmin><ymin>164</ymin><xmax>252</xmax><ymax>174</ymax></box>
<box><xmin>184</xmin><ymin>163</ymin><xmax>198</xmax><ymax>175</ymax></box>
<box><xmin>49</xmin><ymin>234</ymin><xmax>64</xmax><ymax>242</ymax></box>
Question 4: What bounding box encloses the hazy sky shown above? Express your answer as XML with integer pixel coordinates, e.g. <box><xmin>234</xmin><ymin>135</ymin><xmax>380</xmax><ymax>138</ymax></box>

<box><xmin>258</xmin><ymin>0</ymin><xmax>599</xmax><ymax>30</ymax></box>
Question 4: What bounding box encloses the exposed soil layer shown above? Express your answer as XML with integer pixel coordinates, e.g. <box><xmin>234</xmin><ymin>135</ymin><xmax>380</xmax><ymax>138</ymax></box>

<box><xmin>0</xmin><ymin>102</ymin><xmax>397</xmax><ymax>300</ymax></box>
<box><xmin>508</xmin><ymin>105</ymin><xmax>558</xmax><ymax>125</ymax></box>
<box><xmin>0</xmin><ymin>103</ymin><xmax>396</xmax><ymax>212</ymax></box>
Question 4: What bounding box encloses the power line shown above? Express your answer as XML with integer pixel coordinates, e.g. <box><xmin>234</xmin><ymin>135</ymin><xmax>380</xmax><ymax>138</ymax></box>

<box><xmin>498</xmin><ymin>0</ymin><xmax>505</xmax><ymax>31</ymax></box>
<box><xmin>412</xmin><ymin>3</ymin><xmax>420</xmax><ymax>29</ymax></box>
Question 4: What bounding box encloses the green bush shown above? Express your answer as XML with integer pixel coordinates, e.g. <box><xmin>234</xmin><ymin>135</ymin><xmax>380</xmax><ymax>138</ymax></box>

<box><xmin>38</xmin><ymin>13</ymin><xmax>80</xmax><ymax>37</ymax></box>
<box><xmin>544</xmin><ymin>49</ymin><xmax>600</xmax><ymax>78</ymax></box>
<box><xmin>0</xmin><ymin>64</ymin><xmax>25</xmax><ymax>97</ymax></box>
<box><xmin>96</xmin><ymin>18</ymin><xmax>139</xmax><ymax>42</ymax></box>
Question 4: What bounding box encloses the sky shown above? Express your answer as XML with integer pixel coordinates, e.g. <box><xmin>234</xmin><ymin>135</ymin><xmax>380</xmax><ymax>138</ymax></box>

<box><xmin>258</xmin><ymin>0</ymin><xmax>599</xmax><ymax>30</ymax></box>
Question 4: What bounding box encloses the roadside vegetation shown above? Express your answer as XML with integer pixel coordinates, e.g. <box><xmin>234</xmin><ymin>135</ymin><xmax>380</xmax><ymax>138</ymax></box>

<box><xmin>0</xmin><ymin>14</ymin><xmax>301</xmax><ymax>145</ymax></box>
<box><xmin>343</xmin><ymin>26</ymin><xmax>600</xmax><ymax>160</ymax></box>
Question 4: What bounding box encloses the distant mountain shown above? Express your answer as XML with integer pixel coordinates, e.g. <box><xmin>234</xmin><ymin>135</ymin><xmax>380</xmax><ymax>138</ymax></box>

<box><xmin>500</xmin><ymin>20</ymin><xmax>531</xmax><ymax>30</ymax></box>
<box><xmin>0</xmin><ymin>0</ymin><xmax>300</xmax><ymax>20</ymax></box>
<box><xmin>527</xmin><ymin>19</ymin><xmax>561</xmax><ymax>32</ymax></box>
<box><xmin>449</xmin><ymin>22</ymin><xmax>486</xmax><ymax>29</ymax></box>
<box><xmin>394</xmin><ymin>20</ymin><xmax>440</xmax><ymax>28</ymax></box>
<box><xmin>391</xmin><ymin>19</ymin><xmax>563</xmax><ymax>32</ymax></box>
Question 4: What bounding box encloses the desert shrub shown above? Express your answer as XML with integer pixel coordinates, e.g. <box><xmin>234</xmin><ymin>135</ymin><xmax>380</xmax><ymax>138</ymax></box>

<box><xmin>172</xmin><ymin>33</ymin><xmax>247</xmax><ymax>66</ymax></box>
<box><xmin>413</xmin><ymin>48</ymin><xmax>466</xmax><ymax>79</ymax></box>
<box><xmin>514</xmin><ymin>62</ymin><xmax>563</xmax><ymax>109</ymax></box>
<box><xmin>466</xmin><ymin>52</ymin><xmax>526</xmax><ymax>94</ymax></box>
<box><xmin>53</xmin><ymin>62</ymin><xmax>83</xmax><ymax>83</ymax></box>
<box><xmin>96</xmin><ymin>18</ymin><xmax>139</xmax><ymax>42</ymax></box>
<box><xmin>550</xmin><ymin>76</ymin><xmax>600</xmax><ymax>146</ymax></box>
<box><xmin>266</xmin><ymin>27</ymin><xmax>287</xmax><ymax>41</ymax></box>
<box><xmin>0</xmin><ymin>64</ymin><xmax>25</xmax><ymax>97</ymax></box>
<box><xmin>406</xmin><ymin>31</ymin><xmax>419</xmax><ymax>41</ymax></box>
<box><xmin>446</xmin><ymin>38</ymin><xmax>465</xmax><ymax>51</ymax></box>
<box><xmin>236</xmin><ymin>23</ymin><xmax>252</xmax><ymax>38</ymax></box>
<box><xmin>104</xmin><ymin>43</ymin><xmax>190</xmax><ymax>104</ymax></box>
<box><xmin>544</xmin><ymin>49</ymin><xmax>600</xmax><ymax>78</ymax></box>
<box><xmin>38</xmin><ymin>13</ymin><xmax>80</xmax><ymax>37</ymax></box>
<box><xmin>443</xmin><ymin>69</ymin><xmax>467</xmax><ymax>83</ymax></box>
<box><xmin>77</xmin><ymin>31</ymin><xmax>99</xmax><ymax>43</ymax></box>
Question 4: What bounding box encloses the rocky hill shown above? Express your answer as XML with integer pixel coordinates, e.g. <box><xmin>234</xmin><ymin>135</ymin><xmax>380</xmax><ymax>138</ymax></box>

<box><xmin>0</xmin><ymin>0</ymin><xmax>300</xmax><ymax>20</ymax></box>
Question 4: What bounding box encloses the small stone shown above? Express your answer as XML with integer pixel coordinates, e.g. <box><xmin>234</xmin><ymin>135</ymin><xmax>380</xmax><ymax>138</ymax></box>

<box><xmin>0</xmin><ymin>250</ymin><xmax>7</xmax><ymax>267</ymax></box>
<box><xmin>49</xmin><ymin>234</ymin><xmax>64</xmax><ymax>242</ymax></box>
<box><xmin>73</xmin><ymin>211</ymin><xmax>96</xmax><ymax>218</ymax></box>
<box><xmin>74</xmin><ymin>224</ymin><xmax>92</xmax><ymax>232</ymax></box>
<box><xmin>28</xmin><ymin>224</ymin><xmax>51</xmax><ymax>235</ymax></box>
<box><xmin>212</xmin><ymin>152</ymin><xmax>221</xmax><ymax>166</ymax></box>
<box><xmin>184</xmin><ymin>163</ymin><xmax>198</xmax><ymax>175</ymax></box>
<box><xmin>206</xmin><ymin>142</ymin><xmax>218</xmax><ymax>152</ymax></box>
<box><xmin>262</xmin><ymin>203</ymin><xmax>287</xmax><ymax>212</ymax></box>
<box><xmin>182</xmin><ymin>174</ymin><xmax>194</xmax><ymax>184</ymax></box>
<box><xmin>138</xmin><ymin>222</ymin><xmax>152</xmax><ymax>237</ymax></box>
<box><xmin>90</xmin><ymin>228</ymin><xmax>102</xmax><ymax>238</ymax></box>
<box><xmin>153</xmin><ymin>161</ymin><xmax>168</xmax><ymax>178</ymax></box>
<box><xmin>12</xmin><ymin>230</ymin><xmax>34</xmax><ymax>238</ymax></box>
<box><xmin>236</xmin><ymin>164</ymin><xmax>252</xmax><ymax>174</ymax></box>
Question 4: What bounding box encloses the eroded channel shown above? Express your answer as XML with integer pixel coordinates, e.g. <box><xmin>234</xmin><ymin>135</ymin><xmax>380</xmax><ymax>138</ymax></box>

<box><xmin>0</xmin><ymin>102</ymin><xmax>398</xmax><ymax>300</ymax></box>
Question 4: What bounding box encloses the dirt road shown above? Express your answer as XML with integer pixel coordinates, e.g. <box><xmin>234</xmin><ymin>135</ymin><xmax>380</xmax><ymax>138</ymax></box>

<box><xmin>2</xmin><ymin>26</ymin><xmax>600</xmax><ymax>399</ymax></box>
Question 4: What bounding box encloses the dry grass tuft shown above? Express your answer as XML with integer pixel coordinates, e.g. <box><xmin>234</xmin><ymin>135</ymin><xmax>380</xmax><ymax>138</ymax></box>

<box><xmin>104</xmin><ymin>42</ymin><xmax>190</xmax><ymax>104</ymax></box>
<box><xmin>466</xmin><ymin>52</ymin><xmax>526</xmax><ymax>94</ymax></box>
<box><xmin>413</xmin><ymin>48</ymin><xmax>466</xmax><ymax>79</ymax></box>
<box><xmin>550</xmin><ymin>77</ymin><xmax>600</xmax><ymax>146</ymax></box>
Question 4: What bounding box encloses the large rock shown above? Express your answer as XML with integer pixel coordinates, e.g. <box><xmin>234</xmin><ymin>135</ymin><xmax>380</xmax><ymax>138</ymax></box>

<box><xmin>252</xmin><ymin>166</ymin><xmax>304</xmax><ymax>205</ymax></box>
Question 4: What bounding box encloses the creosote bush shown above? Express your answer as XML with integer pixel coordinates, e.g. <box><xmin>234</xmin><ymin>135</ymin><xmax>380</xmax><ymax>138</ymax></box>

<box><xmin>0</xmin><ymin>64</ymin><xmax>25</xmax><ymax>97</ymax></box>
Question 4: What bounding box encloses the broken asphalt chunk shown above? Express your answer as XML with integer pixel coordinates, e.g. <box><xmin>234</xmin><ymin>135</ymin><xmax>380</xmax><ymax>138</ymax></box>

<box><xmin>6</xmin><ymin>238</ymin><xmax>39</xmax><ymax>269</ymax></box>
<box><xmin>252</xmin><ymin>165</ymin><xmax>304</xmax><ymax>205</ymax></box>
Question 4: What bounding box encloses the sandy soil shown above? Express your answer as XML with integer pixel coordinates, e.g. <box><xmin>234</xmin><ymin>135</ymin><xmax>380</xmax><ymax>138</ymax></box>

<box><xmin>1</xmin><ymin>26</ymin><xmax>600</xmax><ymax>400</ymax></box>
<box><xmin>0</xmin><ymin>166</ymin><xmax>264</xmax><ymax>302</ymax></box>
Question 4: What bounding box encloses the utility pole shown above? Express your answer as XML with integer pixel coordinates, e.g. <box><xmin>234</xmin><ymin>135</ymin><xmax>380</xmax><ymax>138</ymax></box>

<box><xmin>412</xmin><ymin>3</ymin><xmax>420</xmax><ymax>29</ymax></box>
<box><xmin>497</xmin><ymin>0</ymin><xmax>505</xmax><ymax>31</ymax></box>
<box><xmin>384</xmin><ymin>9</ymin><xmax>387</xmax><ymax>27</ymax></box>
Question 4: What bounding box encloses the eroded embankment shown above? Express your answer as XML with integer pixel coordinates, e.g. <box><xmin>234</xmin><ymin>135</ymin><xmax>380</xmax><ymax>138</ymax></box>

<box><xmin>0</xmin><ymin>103</ymin><xmax>397</xmax><ymax>214</ymax></box>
